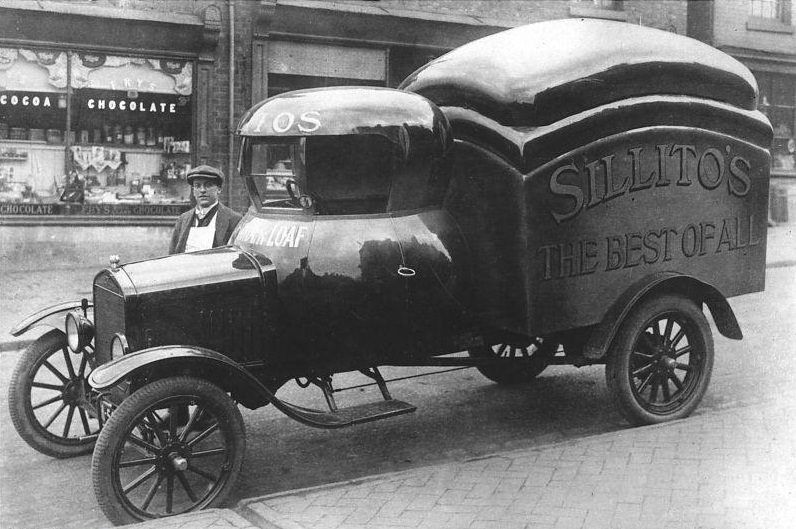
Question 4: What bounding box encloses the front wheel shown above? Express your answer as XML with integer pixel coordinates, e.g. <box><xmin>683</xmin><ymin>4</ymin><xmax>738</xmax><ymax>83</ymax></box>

<box><xmin>92</xmin><ymin>376</ymin><xmax>245</xmax><ymax>525</ymax></box>
<box><xmin>8</xmin><ymin>329</ymin><xmax>99</xmax><ymax>458</ymax></box>
<box><xmin>606</xmin><ymin>294</ymin><xmax>714</xmax><ymax>426</ymax></box>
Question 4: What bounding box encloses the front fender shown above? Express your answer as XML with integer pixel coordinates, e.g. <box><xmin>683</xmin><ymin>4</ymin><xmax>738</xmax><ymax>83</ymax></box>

<box><xmin>88</xmin><ymin>346</ymin><xmax>274</xmax><ymax>409</ymax></box>
<box><xmin>10</xmin><ymin>301</ymin><xmax>92</xmax><ymax>337</ymax></box>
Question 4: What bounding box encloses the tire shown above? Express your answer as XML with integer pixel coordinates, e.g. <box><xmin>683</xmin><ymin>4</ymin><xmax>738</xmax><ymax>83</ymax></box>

<box><xmin>8</xmin><ymin>329</ymin><xmax>99</xmax><ymax>458</ymax></box>
<box><xmin>469</xmin><ymin>338</ymin><xmax>557</xmax><ymax>385</ymax></box>
<box><xmin>92</xmin><ymin>376</ymin><xmax>245</xmax><ymax>525</ymax></box>
<box><xmin>606</xmin><ymin>294</ymin><xmax>714</xmax><ymax>426</ymax></box>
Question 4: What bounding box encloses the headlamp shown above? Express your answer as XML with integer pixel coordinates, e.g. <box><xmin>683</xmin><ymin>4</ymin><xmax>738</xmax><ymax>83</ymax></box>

<box><xmin>65</xmin><ymin>311</ymin><xmax>94</xmax><ymax>353</ymax></box>
<box><xmin>110</xmin><ymin>333</ymin><xmax>130</xmax><ymax>359</ymax></box>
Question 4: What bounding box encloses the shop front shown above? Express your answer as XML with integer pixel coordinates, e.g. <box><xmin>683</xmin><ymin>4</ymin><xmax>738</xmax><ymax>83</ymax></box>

<box><xmin>0</xmin><ymin>1</ymin><xmax>220</xmax><ymax>270</ymax></box>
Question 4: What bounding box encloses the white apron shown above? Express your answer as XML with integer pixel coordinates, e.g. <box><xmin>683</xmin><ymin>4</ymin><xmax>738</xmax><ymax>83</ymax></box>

<box><xmin>184</xmin><ymin>212</ymin><xmax>217</xmax><ymax>252</ymax></box>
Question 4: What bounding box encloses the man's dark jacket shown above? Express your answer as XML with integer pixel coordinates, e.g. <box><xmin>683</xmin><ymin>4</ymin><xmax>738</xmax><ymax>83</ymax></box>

<box><xmin>169</xmin><ymin>202</ymin><xmax>243</xmax><ymax>254</ymax></box>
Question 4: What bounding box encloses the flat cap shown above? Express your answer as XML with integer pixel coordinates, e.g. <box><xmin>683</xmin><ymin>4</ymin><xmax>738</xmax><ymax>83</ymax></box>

<box><xmin>186</xmin><ymin>165</ymin><xmax>224</xmax><ymax>185</ymax></box>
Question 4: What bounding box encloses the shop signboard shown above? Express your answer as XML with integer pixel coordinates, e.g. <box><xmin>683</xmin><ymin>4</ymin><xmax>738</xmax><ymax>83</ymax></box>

<box><xmin>0</xmin><ymin>202</ymin><xmax>189</xmax><ymax>216</ymax></box>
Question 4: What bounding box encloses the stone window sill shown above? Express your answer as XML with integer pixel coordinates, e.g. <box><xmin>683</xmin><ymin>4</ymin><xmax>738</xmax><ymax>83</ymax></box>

<box><xmin>746</xmin><ymin>17</ymin><xmax>794</xmax><ymax>34</ymax></box>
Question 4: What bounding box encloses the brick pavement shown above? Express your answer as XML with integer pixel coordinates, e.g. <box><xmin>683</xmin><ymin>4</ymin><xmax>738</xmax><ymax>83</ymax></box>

<box><xmin>237</xmin><ymin>396</ymin><xmax>796</xmax><ymax>529</ymax></box>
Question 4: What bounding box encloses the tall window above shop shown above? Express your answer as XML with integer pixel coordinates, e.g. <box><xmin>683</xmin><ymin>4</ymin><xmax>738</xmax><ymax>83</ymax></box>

<box><xmin>266</xmin><ymin>41</ymin><xmax>386</xmax><ymax>96</ymax></box>
<box><xmin>750</xmin><ymin>0</ymin><xmax>792</xmax><ymax>23</ymax></box>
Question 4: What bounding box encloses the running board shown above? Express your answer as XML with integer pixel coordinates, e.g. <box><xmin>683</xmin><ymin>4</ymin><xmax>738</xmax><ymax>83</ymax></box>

<box><xmin>276</xmin><ymin>398</ymin><xmax>416</xmax><ymax>429</ymax></box>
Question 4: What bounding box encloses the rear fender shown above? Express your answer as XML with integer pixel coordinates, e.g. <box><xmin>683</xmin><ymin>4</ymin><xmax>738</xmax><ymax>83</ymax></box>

<box><xmin>10</xmin><ymin>301</ymin><xmax>92</xmax><ymax>337</ymax></box>
<box><xmin>583</xmin><ymin>272</ymin><xmax>742</xmax><ymax>360</ymax></box>
<box><xmin>88</xmin><ymin>346</ymin><xmax>274</xmax><ymax>409</ymax></box>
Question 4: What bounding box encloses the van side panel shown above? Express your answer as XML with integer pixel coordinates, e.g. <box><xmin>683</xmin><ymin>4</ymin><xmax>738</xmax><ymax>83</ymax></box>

<box><xmin>524</xmin><ymin>126</ymin><xmax>769</xmax><ymax>335</ymax></box>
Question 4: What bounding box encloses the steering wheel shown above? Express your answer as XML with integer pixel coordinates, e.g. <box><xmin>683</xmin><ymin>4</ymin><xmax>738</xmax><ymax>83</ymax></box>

<box><xmin>285</xmin><ymin>178</ymin><xmax>300</xmax><ymax>203</ymax></box>
<box><xmin>284</xmin><ymin>178</ymin><xmax>314</xmax><ymax>209</ymax></box>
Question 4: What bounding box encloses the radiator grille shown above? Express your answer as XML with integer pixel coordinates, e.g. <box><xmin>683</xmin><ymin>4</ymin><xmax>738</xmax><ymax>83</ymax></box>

<box><xmin>93</xmin><ymin>273</ymin><xmax>125</xmax><ymax>365</ymax></box>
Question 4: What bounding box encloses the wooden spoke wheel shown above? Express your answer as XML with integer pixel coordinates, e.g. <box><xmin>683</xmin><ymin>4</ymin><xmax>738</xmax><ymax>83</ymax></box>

<box><xmin>606</xmin><ymin>294</ymin><xmax>714</xmax><ymax>425</ymax></box>
<box><xmin>92</xmin><ymin>376</ymin><xmax>245</xmax><ymax>525</ymax></box>
<box><xmin>8</xmin><ymin>329</ymin><xmax>99</xmax><ymax>458</ymax></box>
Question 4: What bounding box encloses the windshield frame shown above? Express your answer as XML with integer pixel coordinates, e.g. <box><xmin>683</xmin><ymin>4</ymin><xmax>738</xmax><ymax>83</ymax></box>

<box><xmin>239</xmin><ymin>136</ymin><xmax>309</xmax><ymax>213</ymax></box>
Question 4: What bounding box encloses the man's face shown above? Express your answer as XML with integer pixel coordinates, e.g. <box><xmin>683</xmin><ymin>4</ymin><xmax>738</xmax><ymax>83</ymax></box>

<box><xmin>192</xmin><ymin>178</ymin><xmax>220</xmax><ymax>208</ymax></box>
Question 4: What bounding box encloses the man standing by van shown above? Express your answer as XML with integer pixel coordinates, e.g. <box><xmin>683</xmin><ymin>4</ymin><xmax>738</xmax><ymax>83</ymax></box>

<box><xmin>169</xmin><ymin>165</ymin><xmax>242</xmax><ymax>254</ymax></box>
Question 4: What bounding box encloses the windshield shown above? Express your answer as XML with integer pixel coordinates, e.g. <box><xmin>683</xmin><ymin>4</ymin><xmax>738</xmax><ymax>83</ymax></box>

<box><xmin>240</xmin><ymin>139</ymin><xmax>305</xmax><ymax>210</ymax></box>
<box><xmin>241</xmin><ymin>135</ymin><xmax>401</xmax><ymax>215</ymax></box>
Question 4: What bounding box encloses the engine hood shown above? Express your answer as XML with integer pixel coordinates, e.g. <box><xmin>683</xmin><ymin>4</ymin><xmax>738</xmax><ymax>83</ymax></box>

<box><xmin>111</xmin><ymin>247</ymin><xmax>264</xmax><ymax>296</ymax></box>
<box><xmin>92</xmin><ymin>247</ymin><xmax>273</xmax><ymax>363</ymax></box>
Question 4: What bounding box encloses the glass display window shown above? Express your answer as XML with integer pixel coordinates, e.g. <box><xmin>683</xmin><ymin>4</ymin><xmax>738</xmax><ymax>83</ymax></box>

<box><xmin>0</xmin><ymin>48</ymin><xmax>68</xmax><ymax>205</ymax></box>
<box><xmin>0</xmin><ymin>48</ymin><xmax>195</xmax><ymax>217</ymax></box>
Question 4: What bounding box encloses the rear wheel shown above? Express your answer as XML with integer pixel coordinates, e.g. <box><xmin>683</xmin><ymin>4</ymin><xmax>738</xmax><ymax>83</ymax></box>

<box><xmin>469</xmin><ymin>338</ymin><xmax>557</xmax><ymax>385</ymax></box>
<box><xmin>8</xmin><ymin>329</ymin><xmax>99</xmax><ymax>458</ymax></box>
<box><xmin>606</xmin><ymin>294</ymin><xmax>714</xmax><ymax>425</ymax></box>
<box><xmin>92</xmin><ymin>376</ymin><xmax>245</xmax><ymax>525</ymax></box>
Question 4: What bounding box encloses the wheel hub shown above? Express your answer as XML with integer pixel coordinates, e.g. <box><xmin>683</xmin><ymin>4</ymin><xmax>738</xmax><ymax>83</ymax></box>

<box><xmin>61</xmin><ymin>379</ymin><xmax>86</xmax><ymax>406</ymax></box>
<box><xmin>156</xmin><ymin>442</ymin><xmax>192</xmax><ymax>474</ymax></box>
<box><xmin>661</xmin><ymin>356</ymin><xmax>677</xmax><ymax>371</ymax></box>
<box><xmin>170</xmin><ymin>454</ymin><xmax>188</xmax><ymax>472</ymax></box>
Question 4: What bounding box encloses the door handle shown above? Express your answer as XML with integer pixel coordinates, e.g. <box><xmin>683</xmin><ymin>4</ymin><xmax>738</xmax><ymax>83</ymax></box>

<box><xmin>397</xmin><ymin>265</ymin><xmax>416</xmax><ymax>277</ymax></box>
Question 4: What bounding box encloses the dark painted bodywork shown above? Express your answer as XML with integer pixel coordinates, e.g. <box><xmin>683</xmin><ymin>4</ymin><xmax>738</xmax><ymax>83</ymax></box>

<box><xmin>401</xmin><ymin>18</ymin><xmax>771</xmax><ymax>339</ymax></box>
<box><xmin>86</xmin><ymin>19</ymin><xmax>770</xmax><ymax>404</ymax></box>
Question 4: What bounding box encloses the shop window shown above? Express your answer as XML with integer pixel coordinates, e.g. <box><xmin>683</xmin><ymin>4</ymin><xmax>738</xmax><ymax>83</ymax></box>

<box><xmin>0</xmin><ymin>48</ymin><xmax>194</xmax><ymax>217</ymax></box>
<box><xmin>69</xmin><ymin>53</ymin><xmax>193</xmax><ymax>208</ymax></box>
<box><xmin>0</xmin><ymin>48</ymin><xmax>68</xmax><ymax>205</ymax></box>
<box><xmin>757</xmin><ymin>71</ymin><xmax>796</xmax><ymax>175</ymax></box>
